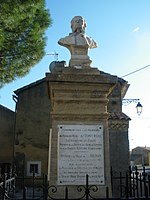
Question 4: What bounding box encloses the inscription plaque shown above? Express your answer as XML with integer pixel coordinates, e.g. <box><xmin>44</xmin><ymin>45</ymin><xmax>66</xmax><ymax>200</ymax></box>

<box><xmin>58</xmin><ymin>125</ymin><xmax>104</xmax><ymax>185</ymax></box>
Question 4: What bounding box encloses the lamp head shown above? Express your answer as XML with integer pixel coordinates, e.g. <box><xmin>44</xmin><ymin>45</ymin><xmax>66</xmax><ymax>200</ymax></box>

<box><xmin>136</xmin><ymin>102</ymin><xmax>143</xmax><ymax>116</ymax></box>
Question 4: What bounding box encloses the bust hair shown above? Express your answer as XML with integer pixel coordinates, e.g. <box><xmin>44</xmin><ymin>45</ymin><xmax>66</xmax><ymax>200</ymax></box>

<box><xmin>71</xmin><ymin>16</ymin><xmax>87</xmax><ymax>33</ymax></box>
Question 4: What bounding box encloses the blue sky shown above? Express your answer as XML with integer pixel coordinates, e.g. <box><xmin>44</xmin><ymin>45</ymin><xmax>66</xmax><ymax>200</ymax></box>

<box><xmin>1</xmin><ymin>0</ymin><xmax>150</xmax><ymax>150</ymax></box>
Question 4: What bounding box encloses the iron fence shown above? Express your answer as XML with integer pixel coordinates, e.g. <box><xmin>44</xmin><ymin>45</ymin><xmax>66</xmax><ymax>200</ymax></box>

<box><xmin>111</xmin><ymin>166</ymin><xmax>150</xmax><ymax>199</ymax></box>
<box><xmin>0</xmin><ymin>172</ymin><xmax>15</xmax><ymax>199</ymax></box>
<box><xmin>0</xmin><ymin>166</ymin><xmax>150</xmax><ymax>199</ymax></box>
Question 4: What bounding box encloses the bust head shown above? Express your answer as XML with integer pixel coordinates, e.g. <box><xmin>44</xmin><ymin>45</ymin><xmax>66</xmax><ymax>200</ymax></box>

<box><xmin>71</xmin><ymin>16</ymin><xmax>86</xmax><ymax>34</ymax></box>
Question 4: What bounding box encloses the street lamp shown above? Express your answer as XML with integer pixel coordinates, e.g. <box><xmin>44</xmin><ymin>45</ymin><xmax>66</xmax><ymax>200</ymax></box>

<box><xmin>122</xmin><ymin>99</ymin><xmax>143</xmax><ymax>115</ymax></box>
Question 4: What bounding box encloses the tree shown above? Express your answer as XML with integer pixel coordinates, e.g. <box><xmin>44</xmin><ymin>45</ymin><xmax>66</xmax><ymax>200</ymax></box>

<box><xmin>0</xmin><ymin>0</ymin><xmax>52</xmax><ymax>87</ymax></box>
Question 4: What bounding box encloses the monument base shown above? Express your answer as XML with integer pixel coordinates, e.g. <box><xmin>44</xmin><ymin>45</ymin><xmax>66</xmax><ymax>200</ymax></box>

<box><xmin>46</xmin><ymin>71</ymin><xmax>117</xmax><ymax>198</ymax></box>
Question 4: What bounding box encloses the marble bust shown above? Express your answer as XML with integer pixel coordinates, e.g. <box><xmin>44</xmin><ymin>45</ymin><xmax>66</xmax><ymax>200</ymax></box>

<box><xmin>58</xmin><ymin>16</ymin><xmax>97</xmax><ymax>68</ymax></box>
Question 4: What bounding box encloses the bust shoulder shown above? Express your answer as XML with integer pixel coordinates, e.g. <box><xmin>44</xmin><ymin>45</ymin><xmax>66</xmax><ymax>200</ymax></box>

<box><xmin>58</xmin><ymin>34</ymin><xmax>75</xmax><ymax>46</ymax></box>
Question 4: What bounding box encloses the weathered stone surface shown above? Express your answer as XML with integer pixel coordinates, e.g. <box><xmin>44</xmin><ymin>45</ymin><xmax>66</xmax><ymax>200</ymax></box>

<box><xmin>46</xmin><ymin>71</ymin><xmax>117</xmax><ymax>198</ymax></box>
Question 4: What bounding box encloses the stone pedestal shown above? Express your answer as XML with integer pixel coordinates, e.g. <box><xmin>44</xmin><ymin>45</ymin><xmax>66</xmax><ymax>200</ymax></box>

<box><xmin>68</xmin><ymin>46</ymin><xmax>92</xmax><ymax>68</ymax></box>
<box><xmin>46</xmin><ymin>68</ymin><xmax>117</xmax><ymax>198</ymax></box>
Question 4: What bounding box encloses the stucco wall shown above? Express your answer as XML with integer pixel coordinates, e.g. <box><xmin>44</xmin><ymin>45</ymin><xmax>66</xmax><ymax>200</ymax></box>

<box><xmin>109</xmin><ymin>122</ymin><xmax>129</xmax><ymax>172</ymax></box>
<box><xmin>108</xmin><ymin>82</ymin><xmax>130</xmax><ymax>173</ymax></box>
<box><xmin>14</xmin><ymin>80</ymin><xmax>51</xmax><ymax>175</ymax></box>
<box><xmin>0</xmin><ymin>105</ymin><xmax>14</xmax><ymax>163</ymax></box>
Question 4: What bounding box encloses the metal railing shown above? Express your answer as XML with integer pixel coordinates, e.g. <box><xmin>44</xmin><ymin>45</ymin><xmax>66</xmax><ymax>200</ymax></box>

<box><xmin>111</xmin><ymin>166</ymin><xmax>150</xmax><ymax>199</ymax></box>
<box><xmin>1</xmin><ymin>166</ymin><xmax>150</xmax><ymax>199</ymax></box>
<box><xmin>0</xmin><ymin>173</ymin><xmax>15</xmax><ymax>199</ymax></box>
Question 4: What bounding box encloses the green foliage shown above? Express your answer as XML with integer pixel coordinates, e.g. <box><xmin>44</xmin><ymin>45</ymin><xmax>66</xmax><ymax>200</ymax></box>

<box><xmin>0</xmin><ymin>0</ymin><xmax>52</xmax><ymax>87</ymax></box>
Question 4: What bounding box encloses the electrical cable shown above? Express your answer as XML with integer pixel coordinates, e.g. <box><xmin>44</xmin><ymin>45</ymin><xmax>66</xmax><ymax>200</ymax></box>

<box><xmin>121</xmin><ymin>64</ymin><xmax>150</xmax><ymax>78</ymax></box>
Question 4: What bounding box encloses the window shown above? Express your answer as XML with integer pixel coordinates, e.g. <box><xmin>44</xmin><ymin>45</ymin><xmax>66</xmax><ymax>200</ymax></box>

<box><xmin>27</xmin><ymin>161</ymin><xmax>41</xmax><ymax>176</ymax></box>
<box><xmin>30</xmin><ymin>164</ymin><xmax>38</xmax><ymax>174</ymax></box>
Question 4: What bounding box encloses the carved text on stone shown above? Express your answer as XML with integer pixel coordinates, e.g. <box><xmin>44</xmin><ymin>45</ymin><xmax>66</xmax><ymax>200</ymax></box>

<box><xmin>58</xmin><ymin>124</ymin><xmax>104</xmax><ymax>185</ymax></box>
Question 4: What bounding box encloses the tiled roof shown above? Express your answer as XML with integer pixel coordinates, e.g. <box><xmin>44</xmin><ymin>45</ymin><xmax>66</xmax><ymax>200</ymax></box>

<box><xmin>109</xmin><ymin>112</ymin><xmax>131</xmax><ymax>120</ymax></box>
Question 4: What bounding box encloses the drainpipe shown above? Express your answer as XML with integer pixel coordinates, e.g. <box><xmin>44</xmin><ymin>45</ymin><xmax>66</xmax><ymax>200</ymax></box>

<box><xmin>12</xmin><ymin>94</ymin><xmax>18</xmax><ymax>173</ymax></box>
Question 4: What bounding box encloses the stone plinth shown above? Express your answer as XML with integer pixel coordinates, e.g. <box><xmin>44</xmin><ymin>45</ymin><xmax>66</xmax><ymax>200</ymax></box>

<box><xmin>46</xmin><ymin>69</ymin><xmax>117</xmax><ymax>198</ymax></box>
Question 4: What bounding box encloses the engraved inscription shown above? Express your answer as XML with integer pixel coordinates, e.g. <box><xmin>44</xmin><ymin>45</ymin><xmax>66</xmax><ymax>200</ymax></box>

<box><xmin>58</xmin><ymin>125</ymin><xmax>104</xmax><ymax>185</ymax></box>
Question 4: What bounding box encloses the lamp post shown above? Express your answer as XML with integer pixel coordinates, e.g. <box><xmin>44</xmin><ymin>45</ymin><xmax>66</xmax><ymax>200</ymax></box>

<box><xmin>122</xmin><ymin>99</ymin><xmax>143</xmax><ymax>115</ymax></box>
